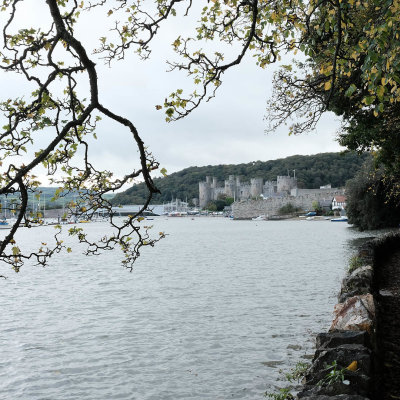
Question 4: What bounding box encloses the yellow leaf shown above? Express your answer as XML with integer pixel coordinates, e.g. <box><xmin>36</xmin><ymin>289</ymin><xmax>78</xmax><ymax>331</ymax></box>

<box><xmin>346</xmin><ymin>361</ymin><xmax>358</xmax><ymax>371</ymax></box>
<box><xmin>324</xmin><ymin>81</ymin><xmax>332</xmax><ymax>91</ymax></box>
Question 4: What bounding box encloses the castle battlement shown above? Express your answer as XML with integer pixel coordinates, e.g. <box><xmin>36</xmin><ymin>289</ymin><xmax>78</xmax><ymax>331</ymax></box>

<box><xmin>199</xmin><ymin>173</ymin><xmax>299</xmax><ymax>208</ymax></box>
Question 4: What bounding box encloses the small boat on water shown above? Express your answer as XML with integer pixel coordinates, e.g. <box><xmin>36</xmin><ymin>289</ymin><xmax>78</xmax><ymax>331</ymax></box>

<box><xmin>252</xmin><ymin>215</ymin><xmax>266</xmax><ymax>221</ymax></box>
<box><xmin>168</xmin><ymin>211</ymin><xmax>187</xmax><ymax>217</ymax></box>
<box><xmin>0</xmin><ymin>220</ymin><xmax>10</xmax><ymax>229</ymax></box>
<box><xmin>331</xmin><ymin>216</ymin><xmax>348</xmax><ymax>222</ymax></box>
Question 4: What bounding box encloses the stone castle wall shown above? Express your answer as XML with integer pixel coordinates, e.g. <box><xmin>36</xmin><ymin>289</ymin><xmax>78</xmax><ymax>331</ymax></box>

<box><xmin>277</xmin><ymin>175</ymin><xmax>297</xmax><ymax>193</ymax></box>
<box><xmin>200</xmin><ymin>175</ymin><xmax>263</xmax><ymax>207</ymax></box>
<box><xmin>232</xmin><ymin>189</ymin><xmax>344</xmax><ymax>219</ymax></box>
<box><xmin>291</xmin><ymin>188</ymin><xmax>338</xmax><ymax>196</ymax></box>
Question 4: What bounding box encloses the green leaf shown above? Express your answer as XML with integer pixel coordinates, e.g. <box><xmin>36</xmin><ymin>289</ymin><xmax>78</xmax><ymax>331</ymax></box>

<box><xmin>364</xmin><ymin>96</ymin><xmax>375</xmax><ymax>105</ymax></box>
<box><xmin>376</xmin><ymin>85</ymin><xmax>385</xmax><ymax>100</ymax></box>
<box><xmin>345</xmin><ymin>84</ymin><xmax>357</xmax><ymax>97</ymax></box>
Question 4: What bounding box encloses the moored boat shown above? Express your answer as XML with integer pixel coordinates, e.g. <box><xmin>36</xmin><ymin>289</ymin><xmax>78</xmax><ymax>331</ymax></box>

<box><xmin>252</xmin><ymin>215</ymin><xmax>266</xmax><ymax>221</ymax></box>
<box><xmin>331</xmin><ymin>216</ymin><xmax>348</xmax><ymax>222</ymax></box>
<box><xmin>0</xmin><ymin>219</ymin><xmax>10</xmax><ymax>229</ymax></box>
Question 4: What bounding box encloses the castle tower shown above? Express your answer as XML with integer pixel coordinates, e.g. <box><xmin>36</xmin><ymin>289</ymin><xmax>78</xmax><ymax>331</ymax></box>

<box><xmin>277</xmin><ymin>175</ymin><xmax>297</xmax><ymax>194</ymax></box>
<box><xmin>199</xmin><ymin>180</ymin><xmax>212</xmax><ymax>208</ymax></box>
<box><xmin>263</xmin><ymin>180</ymin><xmax>277</xmax><ymax>197</ymax></box>
<box><xmin>250</xmin><ymin>178</ymin><xmax>263</xmax><ymax>198</ymax></box>
<box><xmin>224</xmin><ymin>175</ymin><xmax>236</xmax><ymax>199</ymax></box>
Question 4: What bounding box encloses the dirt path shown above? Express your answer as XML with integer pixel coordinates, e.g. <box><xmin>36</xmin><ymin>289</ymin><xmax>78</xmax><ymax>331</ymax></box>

<box><xmin>376</xmin><ymin>249</ymin><xmax>400</xmax><ymax>399</ymax></box>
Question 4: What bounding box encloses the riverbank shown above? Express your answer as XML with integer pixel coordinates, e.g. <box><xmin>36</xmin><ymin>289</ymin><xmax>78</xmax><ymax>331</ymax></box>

<box><xmin>293</xmin><ymin>232</ymin><xmax>400</xmax><ymax>399</ymax></box>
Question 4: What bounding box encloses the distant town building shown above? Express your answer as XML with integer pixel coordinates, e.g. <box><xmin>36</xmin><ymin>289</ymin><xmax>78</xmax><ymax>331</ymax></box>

<box><xmin>332</xmin><ymin>195</ymin><xmax>347</xmax><ymax>210</ymax></box>
<box><xmin>164</xmin><ymin>198</ymin><xmax>189</xmax><ymax>213</ymax></box>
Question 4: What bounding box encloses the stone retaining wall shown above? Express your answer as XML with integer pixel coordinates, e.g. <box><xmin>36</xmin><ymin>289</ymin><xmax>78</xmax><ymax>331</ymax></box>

<box><xmin>295</xmin><ymin>233</ymin><xmax>400</xmax><ymax>400</ymax></box>
<box><xmin>232</xmin><ymin>189</ymin><xmax>344</xmax><ymax>219</ymax></box>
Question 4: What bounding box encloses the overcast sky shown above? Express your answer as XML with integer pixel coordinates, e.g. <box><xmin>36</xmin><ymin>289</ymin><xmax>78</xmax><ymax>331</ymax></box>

<box><xmin>0</xmin><ymin>1</ymin><xmax>345</xmax><ymax>187</ymax></box>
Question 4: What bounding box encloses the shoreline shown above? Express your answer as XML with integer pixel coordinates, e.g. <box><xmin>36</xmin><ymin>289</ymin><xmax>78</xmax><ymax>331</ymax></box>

<box><xmin>293</xmin><ymin>233</ymin><xmax>400</xmax><ymax>399</ymax></box>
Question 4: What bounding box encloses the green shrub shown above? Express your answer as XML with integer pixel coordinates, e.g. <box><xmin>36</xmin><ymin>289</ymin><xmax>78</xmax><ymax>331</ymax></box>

<box><xmin>348</xmin><ymin>255</ymin><xmax>364</xmax><ymax>273</ymax></box>
<box><xmin>265</xmin><ymin>361</ymin><xmax>309</xmax><ymax>399</ymax></box>
<box><xmin>285</xmin><ymin>361</ymin><xmax>309</xmax><ymax>383</ymax></box>
<box><xmin>317</xmin><ymin>361</ymin><xmax>350</xmax><ymax>387</ymax></box>
<box><xmin>278</xmin><ymin>203</ymin><xmax>301</xmax><ymax>215</ymax></box>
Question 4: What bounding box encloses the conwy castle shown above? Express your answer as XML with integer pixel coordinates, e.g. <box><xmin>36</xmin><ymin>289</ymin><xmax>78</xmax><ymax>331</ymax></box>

<box><xmin>199</xmin><ymin>174</ymin><xmax>345</xmax><ymax>219</ymax></box>
<box><xmin>199</xmin><ymin>174</ymin><xmax>298</xmax><ymax>207</ymax></box>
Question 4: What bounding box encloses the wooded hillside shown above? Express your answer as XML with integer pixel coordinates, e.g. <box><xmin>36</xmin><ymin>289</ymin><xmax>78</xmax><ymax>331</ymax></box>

<box><xmin>112</xmin><ymin>152</ymin><xmax>370</xmax><ymax>205</ymax></box>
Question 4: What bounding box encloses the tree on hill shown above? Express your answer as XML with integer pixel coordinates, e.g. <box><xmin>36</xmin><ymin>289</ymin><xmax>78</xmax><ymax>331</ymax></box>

<box><xmin>112</xmin><ymin>152</ymin><xmax>370</xmax><ymax>205</ymax></box>
<box><xmin>0</xmin><ymin>0</ymin><xmax>396</xmax><ymax>273</ymax></box>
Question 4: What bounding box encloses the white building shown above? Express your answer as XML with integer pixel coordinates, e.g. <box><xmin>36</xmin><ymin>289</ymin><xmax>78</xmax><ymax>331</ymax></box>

<box><xmin>332</xmin><ymin>195</ymin><xmax>347</xmax><ymax>210</ymax></box>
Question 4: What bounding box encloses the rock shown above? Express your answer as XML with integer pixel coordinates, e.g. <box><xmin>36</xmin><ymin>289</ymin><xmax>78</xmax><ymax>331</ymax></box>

<box><xmin>339</xmin><ymin>266</ymin><xmax>373</xmax><ymax>303</ymax></box>
<box><xmin>298</xmin><ymin>394</ymin><xmax>370</xmax><ymax>400</ymax></box>
<box><xmin>316</xmin><ymin>331</ymin><xmax>370</xmax><ymax>350</ymax></box>
<box><xmin>330</xmin><ymin>294</ymin><xmax>375</xmax><ymax>333</ymax></box>
<box><xmin>297</xmin><ymin>382</ymin><xmax>355</xmax><ymax>397</ymax></box>
<box><xmin>306</xmin><ymin>344</ymin><xmax>371</xmax><ymax>381</ymax></box>
<box><xmin>379</xmin><ymin>289</ymin><xmax>394</xmax><ymax>297</ymax></box>
<box><xmin>338</xmin><ymin>290</ymin><xmax>360</xmax><ymax>304</ymax></box>
<box><xmin>297</xmin><ymin>377</ymin><xmax>371</xmax><ymax>397</ymax></box>
<box><xmin>350</xmin><ymin>265</ymin><xmax>373</xmax><ymax>278</ymax></box>
<box><xmin>357</xmin><ymin>241</ymin><xmax>375</xmax><ymax>264</ymax></box>
<box><xmin>298</xmin><ymin>372</ymin><xmax>371</xmax><ymax>397</ymax></box>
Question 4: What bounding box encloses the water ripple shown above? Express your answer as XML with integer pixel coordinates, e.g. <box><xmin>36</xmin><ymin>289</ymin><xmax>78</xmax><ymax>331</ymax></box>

<box><xmin>0</xmin><ymin>218</ymin><xmax>374</xmax><ymax>399</ymax></box>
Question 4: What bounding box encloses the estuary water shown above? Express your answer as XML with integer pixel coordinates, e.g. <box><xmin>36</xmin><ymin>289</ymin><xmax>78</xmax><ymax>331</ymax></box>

<box><xmin>0</xmin><ymin>218</ymin><xmax>375</xmax><ymax>399</ymax></box>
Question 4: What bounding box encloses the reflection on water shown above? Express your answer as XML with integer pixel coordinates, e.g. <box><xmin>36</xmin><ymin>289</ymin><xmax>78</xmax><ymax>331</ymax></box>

<box><xmin>0</xmin><ymin>218</ymin><xmax>383</xmax><ymax>399</ymax></box>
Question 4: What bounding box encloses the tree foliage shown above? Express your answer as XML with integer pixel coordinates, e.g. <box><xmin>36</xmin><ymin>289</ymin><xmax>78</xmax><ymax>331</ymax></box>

<box><xmin>346</xmin><ymin>159</ymin><xmax>400</xmax><ymax>231</ymax></box>
<box><xmin>0</xmin><ymin>0</ymin><xmax>396</xmax><ymax>273</ymax></box>
<box><xmin>112</xmin><ymin>152</ymin><xmax>370</xmax><ymax>205</ymax></box>
<box><xmin>267</xmin><ymin>0</ymin><xmax>400</xmax><ymax>174</ymax></box>
<box><xmin>278</xmin><ymin>203</ymin><xmax>300</xmax><ymax>215</ymax></box>
<box><xmin>0</xmin><ymin>0</ymin><xmax>165</xmax><ymax>273</ymax></box>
